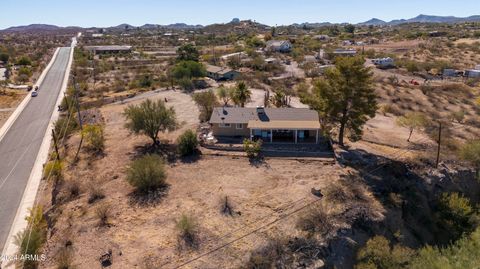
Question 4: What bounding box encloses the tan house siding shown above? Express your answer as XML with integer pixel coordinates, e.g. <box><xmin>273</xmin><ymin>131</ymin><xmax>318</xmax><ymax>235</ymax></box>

<box><xmin>211</xmin><ymin>123</ymin><xmax>250</xmax><ymax>137</ymax></box>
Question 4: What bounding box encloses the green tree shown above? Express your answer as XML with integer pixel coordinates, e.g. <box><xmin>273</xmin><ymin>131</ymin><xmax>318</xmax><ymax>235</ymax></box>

<box><xmin>177</xmin><ymin>129</ymin><xmax>198</xmax><ymax>156</ymax></box>
<box><xmin>176</xmin><ymin>44</ymin><xmax>200</xmax><ymax>62</ymax></box>
<box><xmin>171</xmin><ymin>60</ymin><xmax>206</xmax><ymax>79</ymax></box>
<box><xmin>193</xmin><ymin>90</ymin><xmax>218</xmax><ymax>122</ymax></box>
<box><xmin>396</xmin><ymin>112</ymin><xmax>428</xmax><ymax>142</ymax></box>
<box><xmin>356</xmin><ymin>236</ymin><xmax>415</xmax><ymax>269</ymax></box>
<box><xmin>344</xmin><ymin>24</ymin><xmax>356</xmax><ymax>35</ymax></box>
<box><xmin>0</xmin><ymin>53</ymin><xmax>9</xmax><ymax>63</ymax></box>
<box><xmin>124</xmin><ymin>99</ymin><xmax>177</xmax><ymax>146</ymax></box>
<box><xmin>126</xmin><ymin>154</ymin><xmax>167</xmax><ymax>194</ymax></box>
<box><xmin>243</xmin><ymin>139</ymin><xmax>262</xmax><ymax>159</ymax></box>
<box><xmin>411</xmin><ymin>227</ymin><xmax>480</xmax><ymax>269</ymax></box>
<box><xmin>301</xmin><ymin>56</ymin><xmax>377</xmax><ymax>146</ymax></box>
<box><xmin>232</xmin><ymin>81</ymin><xmax>251</xmax><ymax>107</ymax></box>
<box><xmin>17</xmin><ymin>56</ymin><xmax>32</xmax><ymax>66</ymax></box>
<box><xmin>217</xmin><ymin>86</ymin><xmax>234</xmax><ymax>106</ymax></box>
<box><xmin>436</xmin><ymin>192</ymin><xmax>476</xmax><ymax>242</ymax></box>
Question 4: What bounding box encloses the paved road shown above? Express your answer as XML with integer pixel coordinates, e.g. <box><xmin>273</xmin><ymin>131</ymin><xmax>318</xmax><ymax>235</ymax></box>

<box><xmin>0</xmin><ymin>47</ymin><xmax>71</xmax><ymax>252</ymax></box>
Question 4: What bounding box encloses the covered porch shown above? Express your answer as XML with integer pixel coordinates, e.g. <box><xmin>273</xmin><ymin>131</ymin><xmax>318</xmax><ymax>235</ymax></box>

<box><xmin>248</xmin><ymin>120</ymin><xmax>321</xmax><ymax>144</ymax></box>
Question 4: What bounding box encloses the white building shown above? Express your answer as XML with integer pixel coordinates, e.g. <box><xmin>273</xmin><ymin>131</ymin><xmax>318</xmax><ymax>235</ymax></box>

<box><xmin>265</xmin><ymin>40</ymin><xmax>292</xmax><ymax>53</ymax></box>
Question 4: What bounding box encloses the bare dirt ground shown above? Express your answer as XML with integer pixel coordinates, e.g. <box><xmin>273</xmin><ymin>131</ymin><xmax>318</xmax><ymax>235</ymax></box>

<box><xmin>365</xmin><ymin>40</ymin><xmax>423</xmax><ymax>53</ymax></box>
<box><xmin>38</xmin><ymin>89</ymin><xmax>350</xmax><ymax>269</ymax></box>
<box><xmin>0</xmin><ymin>89</ymin><xmax>27</xmax><ymax>128</ymax></box>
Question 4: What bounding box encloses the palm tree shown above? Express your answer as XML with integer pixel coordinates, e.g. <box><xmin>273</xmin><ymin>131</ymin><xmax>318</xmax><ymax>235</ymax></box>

<box><xmin>232</xmin><ymin>81</ymin><xmax>251</xmax><ymax>107</ymax></box>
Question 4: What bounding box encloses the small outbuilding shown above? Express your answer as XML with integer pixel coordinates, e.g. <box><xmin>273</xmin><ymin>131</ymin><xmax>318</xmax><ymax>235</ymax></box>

<box><xmin>85</xmin><ymin>45</ymin><xmax>132</xmax><ymax>54</ymax></box>
<box><xmin>265</xmin><ymin>40</ymin><xmax>293</xmax><ymax>53</ymax></box>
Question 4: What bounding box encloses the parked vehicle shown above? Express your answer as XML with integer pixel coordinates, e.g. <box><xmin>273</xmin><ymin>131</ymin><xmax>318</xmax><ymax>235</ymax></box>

<box><xmin>31</xmin><ymin>91</ymin><xmax>38</xmax><ymax>97</ymax></box>
<box><xmin>35</xmin><ymin>86</ymin><xmax>39</xmax><ymax>91</ymax></box>
<box><xmin>27</xmin><ymin>85</ymin><xmax>33</xmax><ymax>91</ymax></box>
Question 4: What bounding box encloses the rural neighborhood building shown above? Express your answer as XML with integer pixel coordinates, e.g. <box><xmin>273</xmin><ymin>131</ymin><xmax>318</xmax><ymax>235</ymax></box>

<box><xmin>0</xmin><ymin>68</ymin><xmax>7</xmax><ymax>81</ymax></box>
<box><xmin>85</xmin><ymin>45</ymin><xmax>133</xmax><ymax>54</ymax></box>
<box><xmin>205</xmin><ymin>65</ymin><xmax>240</xmax><ymax>81</ymax></box>
<box><xmin>220</xmin><ymin>52</ymin><xmax>247</xmax><ymax>61</ymax></box>
<box><xmin>333</xmin><ymin>49</ymin><xmax>357</xmax><ymax>57</ymax></box>
<box><xmin>265</xmin><ymin>40</ymin><xmax>293</xmax><ymax>53</ymax></box>
<box><xmin>209</xmin><ymin>107</ymin><xmax>321</xmax><ymax>144</ymax></box>
<box><xmin>372</xmin><ymin>57</ymin><xmax>395</xmax><ymax>68</ymax></box>
<box><xmin>465</xmin><ymin>69</ymin><xmax>480</xmax><ymax>78</ymax></box>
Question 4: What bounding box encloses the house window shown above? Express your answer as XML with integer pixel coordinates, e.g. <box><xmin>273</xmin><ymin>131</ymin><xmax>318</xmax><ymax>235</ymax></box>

<box><xmin>219</xmin><ymin>123</ymin><xmax>231</xmax><ymax>128</ymax></box>
<box><xmin>236</xmin><ymin>124</ymin><xmax>243</xmax><ymax>129</ymax></box>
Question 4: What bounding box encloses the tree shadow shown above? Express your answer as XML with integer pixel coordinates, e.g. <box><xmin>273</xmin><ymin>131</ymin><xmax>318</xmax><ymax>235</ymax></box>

<box><xmin>128</xmin><ymin>185</ymin><xmax>170</xmax><ymax>207</ymax></box>
<box><xmin>178</xmin><ymin>150</ymin><xmax>202</xmax><ymax>164</ymax></box>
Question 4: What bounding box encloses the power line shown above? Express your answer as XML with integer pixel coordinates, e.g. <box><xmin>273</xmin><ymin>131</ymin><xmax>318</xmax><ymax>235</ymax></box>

<box><xmin>166</xmin><ymin>136</ymin><xmax>433</xmax><ymax>269</ymax></box>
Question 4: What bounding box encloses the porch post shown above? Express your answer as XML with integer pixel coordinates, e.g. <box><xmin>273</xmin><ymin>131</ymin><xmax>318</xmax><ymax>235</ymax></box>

<box><xmin>316</xmin><ymin>129</ymin><xmax>319</xmax><ymax>144</ymax></box>
<box><xmin>270</xmin><ymin>129</ymin><xmax>273</xmax><ymax>143</ymax></box>
<box><xmin>295</xmin><ymin>130</ymin><xmax>298</xmax><ymax>144</ymax></box>
<box><xmin>250</xmin><ymin>128</ymin><xmax>253</xmax><ymax>140</ymax></box>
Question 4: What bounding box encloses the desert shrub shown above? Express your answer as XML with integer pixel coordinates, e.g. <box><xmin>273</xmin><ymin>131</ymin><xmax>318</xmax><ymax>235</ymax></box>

<box><xmin>95</xmin><ymin>203</ymin><xmax>111</xmax><ymax>227</ymax></box>
<box><xmin>177</xmin><ymin>130</ymin><xmax>198</xmax><ymax>156</ymax></box>
<box><xmin>126</xmin><ymin>154</ymin><xmax>167</xmax><ymax>194</ymax></box>
<box><xmin>379</xmin><ymin>104</ymin><xmax>394</xmax><ymax>116</ymax></box>
<box><xmin>435</xmin><ymin>192</ymin><xmax>476</xmax><ymax>242</ymax></box>
<box><xmin>355</xmin><ymin>236</ymin><xmax>415</xmax><ymax>269</ymax></box>
<box><xmin>459</xmin><ymin>139</ymin><xmax>480</xmax><ymax>178</ymax></box>
<box><xmin>450</xmin><ymin>110</ymin><xmax>465</xmax><ymax>123</ymax></box>
<box><xmin>65</xmin><ymin>179</ymin><xmax>81</xmax><ymax>199</ymax></box>
<box><xmin>178</xmin><ymin>77</ymin><xmax>194</xmax><ymax>91</ymax></box>
<box><xmin>296</xmin><ymin>203</ymin><xmax>334</xmax><ymax>238</ymax></box>
<box><xmin>17</xmin><ymin>56</ymin><xmax>32</xmax><ymax>66</ymax></box>
<box><xmin>82</xmin><ymin>124</ymin><xmax>105</xmax><ymax>152</ymax></box>
<box><xmin>43</xmin><ymin>160</ymin><xmax>64</xmax><ymax>180</ymax></box>
<box><xmin>14</xmin><ymin>206</ymin><xmax>47</xmax><ymax>269</ymax></box>
<box><xmin>176</xmin><ymin>214</ymin><xmax>198</xmax><ymax>247</ymax></box>
<box><xmin>244</xmin><ymin>238</ymin><xmax>293</xmax><ymax>269</ymax></box>
<box><xmin>87</xmin><ymin>183</ymin><xmax>105</xmax><ymax>204</ymax></box>
<box><xmin>54</xmin><ymin>116</ymin><xmax>79</xmax><ymax>139</ymax></box>
<box><xmin>243</xmin><ymin>139</ymin><xmax>262</xmax><ymax>159</ymax></box>
<box><xmin>411</xmin><ymin>226</ymin><xmax>480</xmax><ymax>269</ymax></box>
<box><xmin>55</xmin><ymin>247</ymin><xmax>75</xmax><ymax>269</ymax></box>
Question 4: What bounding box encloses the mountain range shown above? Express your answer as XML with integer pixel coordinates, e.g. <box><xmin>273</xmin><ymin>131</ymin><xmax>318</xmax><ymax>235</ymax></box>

<box><xmin>2</xmin><ymin>14</ymin><xmax>480</xmax><ymax>32</ymax></box>
<box><xmin>358</xmin><ymin>14</ymin><xmax>480</xmax><ymax>26</ymax></box>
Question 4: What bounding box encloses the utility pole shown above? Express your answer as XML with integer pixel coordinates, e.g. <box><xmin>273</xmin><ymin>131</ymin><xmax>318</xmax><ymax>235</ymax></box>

<box><xmin>73</xmin><ymin>77</ymin><xmax>84</xmax><ymax>161</ymax></box>
<box><xmin>52</xmin><ymin>129</ymin><xmax>61</xmax><ymax>161</ymax></box>
<box><xmin>436</xmin><ymin>121</ymin><xmax>442</xmax><ymax>168</ymax></box>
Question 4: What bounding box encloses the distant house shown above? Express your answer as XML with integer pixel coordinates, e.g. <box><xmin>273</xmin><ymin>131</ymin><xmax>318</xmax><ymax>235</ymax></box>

<box><xmin>465</xmin><ymin>69</ymin><xmax>480</xmax><ymax>78</ymax></box>
<box><xmin>205</xmin><ymin>65</ymin><xmax>240</xmax><ymax>81</ymax></box>
<box><xmin>264</xmin><ymin>57</ymin><xmax>279</xmax><ymax>64</ymax></box>
<box><xmin>220</xmin><ymin>52</ymin><xmax>247</xmax><ymax>62</ymax></box>
<box><xmin>265</xmin><ymin>40</ymin><xmax>292</xmax><ymax>53</ymax></box>
<box><xmin>85</xmin><ymin>45</ymin><xmax>132</xmax><ymax>54</ymax></box>
<box><xmin>372</xmin><ymin>57</ymin><xmax>395</xmax><ymax>68</ymax></box>
<box><xmin>333</xmin><ymin>49</ymin><xmax>357</xmax><ymax>57</ymax></box>
<box><xmin>0</xmin><ymin>68</ymin><xmax>7</xmax><ymax>81</ymax></box>
<box><xmin>313</xmin><ymin>35</ymin><xmax>330</xmax><ymax>41</ymax></box>
<box><xmin>209</xmin><ymin>107</ymin><xmax>321</xmax><ymax>144</ymax></box>
<box><xmin>475</xmin><ymin>64</ymin><xmax>480</xmax><ymax>70</ymax></box>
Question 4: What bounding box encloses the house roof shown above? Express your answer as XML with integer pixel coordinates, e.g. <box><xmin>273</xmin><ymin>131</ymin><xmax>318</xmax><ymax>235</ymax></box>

<box><xmin>266</xmin><ymin>40</ymin><xmax>290</xmax><ymax>48</ymax></box>
<box><xmin>85</xmin><ymin>45</ymin><xmax>132</xmax><ymax>51</ymax></box>
<box><xmin>205</xmin><ymin>64</ymin><xmax>236</xmax><ymax>75</ymax></box>
<box><xmin>210</xmin><ymin>107</ymin><xmax>320</xmax><ymax>129</ymax></box>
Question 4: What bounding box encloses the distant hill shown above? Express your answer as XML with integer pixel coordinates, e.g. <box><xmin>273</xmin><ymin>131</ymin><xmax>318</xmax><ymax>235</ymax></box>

<box><xmin>2</xmin><ymin>24</ymin><xmax>62</xmax><ymax>32</ymax></box>
<box><xmin>358</xmin><ymin>18</ymin><xmax>386</xmax><ymax>26</ymax></box>
<box><xmin>359</xmin><ymin>14</ymin><xmax>480</xmax><ymax>26</ymax></box>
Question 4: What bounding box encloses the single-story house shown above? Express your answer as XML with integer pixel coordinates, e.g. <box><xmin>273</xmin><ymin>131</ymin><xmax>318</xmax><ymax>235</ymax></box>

<box><xmin>264</xmin><ymin>57</ymin><xmax>279</xmax><ymax>64</ymax></box>
<box><xmin>475</xmin><ymin>64</ymin><xmax>480</xmax><ymax>70</ymax></box>
<box><xmin>205</xmin><ymin>65</ymin><xmax>240</xmax><ymax>81</ymax></box>
<box><xmin>333</xmin><ymin>49</ymin><xmax>357</xmax><ymax>57</ymax></box>
<box><xmin>85</xmin><ymin>45</ymin><xmax>132</xmax><ymax>54</ymax></box>
<box><xmin>265</xmin><ymin>40</ymin><xmax>293</xmax><ymax>53</ymax></box>
<box><xmin>209</xmin><ymin>107</ymin><xmax>321</xmax><ymax>144</ymax></box>
<box><xmin>313</xmin><ymin>35</ymin><xmax>330</xmax><ymax>41</ymax></box>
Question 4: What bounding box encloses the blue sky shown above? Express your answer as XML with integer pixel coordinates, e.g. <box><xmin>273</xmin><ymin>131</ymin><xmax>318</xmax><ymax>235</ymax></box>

<box><xmin>1</xmin><ymin>0</ymin><xmax>478</xmax><ymax>29</ymax></box>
